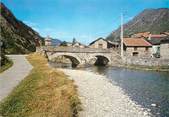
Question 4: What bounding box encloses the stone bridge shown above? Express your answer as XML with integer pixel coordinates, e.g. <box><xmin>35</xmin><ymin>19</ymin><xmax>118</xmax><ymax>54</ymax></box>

<box><xmin>37</xmin><ymin>46</ymin><xmax>121</xmax><ymax>67</ymax></box>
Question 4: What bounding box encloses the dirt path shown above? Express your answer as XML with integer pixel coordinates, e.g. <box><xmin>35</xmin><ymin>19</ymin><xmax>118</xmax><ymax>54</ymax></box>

<box><xmin>0</xmin><ymin>55</ymin><xmax>33</xmax><ymax>101</ymax></box>
<box><xmin>60</xmin><ymin>69</ymin><xmax>151</xmax><ymax>117</ymax></box>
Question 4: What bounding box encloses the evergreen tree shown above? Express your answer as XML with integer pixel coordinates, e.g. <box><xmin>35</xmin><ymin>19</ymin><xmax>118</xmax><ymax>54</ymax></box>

<box><xmin>72</xmin><ymin>38</ymin><xmax>76</xmax><ymax>45</ymax></box>
<box><xmin>60</xmin><ymin>41</ymin><xmax>68</xmax><ymax>46</ymax></box>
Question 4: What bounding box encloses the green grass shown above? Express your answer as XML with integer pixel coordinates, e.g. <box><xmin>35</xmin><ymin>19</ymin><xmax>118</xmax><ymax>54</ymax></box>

<box><xmin>0</xmin><ymin>57</ymin><xmax>13</xmax><ymax>73</ymax></box>
<box><xmin>124</xmin><ymin>64</ymin><xmax>169</xmax><ymax>72</ymax></box>
<box><xmin>0</xmin><ymin>53</ymin><xmax>81</xmax><ymax>117</ymax></box>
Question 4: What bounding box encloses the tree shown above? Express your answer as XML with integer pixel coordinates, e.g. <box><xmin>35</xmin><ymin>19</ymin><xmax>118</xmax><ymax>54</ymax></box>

<box><xmin>0</xmin><ymin>39</ymin><xmax>9</xmax><ymax>66</ymax></box>
<box><xmin>72</xmin><ymin>38</ymin><xmax>76</xmax><ymax>45</ymax></box>
<box><xmin>60</xmin><ymin>41</ymin><xmax>68</xmax><ymax>46</ymax></box>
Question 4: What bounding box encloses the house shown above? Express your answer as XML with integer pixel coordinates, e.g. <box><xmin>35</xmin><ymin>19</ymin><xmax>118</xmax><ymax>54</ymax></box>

<box><xmin>146</xmin><ymin>34</ymin><xmax>167</xmax><ymax>58</ymax></box>
<box><xmin>89</xmin><ymin>37</ymin><xmax>118</xmax><ymax>49</ymax></box>
<box><xmin>45</xmin><ymin>36</ymin><xmax>52</xmax><ymax>46</ymax></box>
<box><xmin>72</xmin><ymin>42</ymin><xmax>86</xmax><ymax>48</ymax></box>
<box><xmin>160</xmin><ymin>37</ymin><xmax>169</xmax><ymax>59</ymax></box>
<box><xmin>163</xmin><ymin>32</ymin><xmax>169</xmax><ymax>36</ymax></box>
<box><xmin>131</xmin><ymin>32</ymin><xmax>150</xmax><ymax>38</ymax></box>
<box><xmin>60</xmin><ymin>41</ymin><xmax>86</xmax><ymax>48</ymax></box>
<box><xmin>131</xmin><ymin>32</ymin><xmax>167</xmax><ymax>39</ymax></box>
<box><xmin>123</xmin><ymin>38</ymin><xmax>152</xmax><ymax>57</ymax></box>
<box><xmin>60</xmin><ymin>41</ymin><xmax>72</xmax><ymax>46</ymax></box>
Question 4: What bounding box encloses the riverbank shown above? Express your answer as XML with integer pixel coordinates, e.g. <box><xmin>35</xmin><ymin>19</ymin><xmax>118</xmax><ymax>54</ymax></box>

<box><xmin>0</xmin><ymin>53</ymin><xmax>81</xmax><ymax>117</ymax></box>
<box><xmin>114</xmin><ymin>64</ymin><xmax>169</xmax><ymax>72</ymax></box>
<box><xmin>59</xmin><ymin>68</ymin><xmax>152</xmax><ymax>117</ymax></box>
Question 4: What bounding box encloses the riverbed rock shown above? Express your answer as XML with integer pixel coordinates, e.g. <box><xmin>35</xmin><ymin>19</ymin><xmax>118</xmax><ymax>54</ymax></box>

<box><xmin>151</xmin><ymin>103</ymin><xmax>157</xmax><ymax>107</ymax></box>
<box><xmin>60</xmin><ymin>68</ymin><xmax>151</xmax><ymax>117</ymax></box>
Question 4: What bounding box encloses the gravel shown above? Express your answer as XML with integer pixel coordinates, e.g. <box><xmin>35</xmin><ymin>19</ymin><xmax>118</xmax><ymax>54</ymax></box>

<box><xmin>59</xmin><ymin>68</ymin><xmax>151</xmax><ymax>117</ymax></box>
<box><xmin>0</xmin><ymin>55</ymin><xmax>33</xmax><ymax>101</ymax></box>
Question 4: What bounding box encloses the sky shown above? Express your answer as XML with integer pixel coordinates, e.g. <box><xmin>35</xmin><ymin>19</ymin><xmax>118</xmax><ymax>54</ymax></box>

<box><xmin>2</xmin><ymin>0</ymin><xmax>169</xmax><ymax>44</ymax></box>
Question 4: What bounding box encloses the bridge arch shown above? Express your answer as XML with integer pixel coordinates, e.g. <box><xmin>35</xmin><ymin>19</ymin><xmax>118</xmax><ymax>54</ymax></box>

<box><xmin>88</xmin><ymin>54</ymin><xmax>111</xmax><ymax>66</ymax></box>
<box><xmin>49</xmin><ymin>53</ymin><xmax>81</xmax><ymax>68</ymax></box>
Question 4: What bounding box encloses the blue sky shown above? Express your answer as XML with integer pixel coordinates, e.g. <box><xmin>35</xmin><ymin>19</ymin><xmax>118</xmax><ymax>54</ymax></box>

<box><xmin>2</xmin><ymin>0</ymin><xmax>169</xmax><ymax>44</ymax></box>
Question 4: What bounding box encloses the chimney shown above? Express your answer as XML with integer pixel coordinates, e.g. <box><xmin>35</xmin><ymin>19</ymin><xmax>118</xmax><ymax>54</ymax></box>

<box><xmin>148</xmin><ymin>34</ymin><xmax>152</xmax><ymax>40</ymax></box>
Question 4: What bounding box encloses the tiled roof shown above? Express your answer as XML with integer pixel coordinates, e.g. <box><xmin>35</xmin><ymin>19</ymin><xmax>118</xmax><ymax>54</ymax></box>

<box><xmin>89</xmin><ymin>38</ymin><xmax>119</xmax><ymax>46</ymax></box>
<box><xmin>132</xmin><ymin>32</ymin><xmax>167</xmax><ymax>38</ymax></box>
<box><xmin>147</xmin><ymin>34</ymin><xmax>168</xmax><ymax>45</ymax></box>
<box><xmin>132</xmin><ymin>32</ymin><xmax>150</xmax><ymax>38</ymax></box>
<box><xmin>150</xmin><ymin>34</ymin><xmax>167</xmax><ymax>38</ymax></box>
<box><xmin>107</xmin><ymin>40</ymin><xmax>119</xmax><ymax>45</ymax></box>
<box><xmin>89</xmin><ymin>37</ymin><xmax>105</xmax><ymax>45</ymax></box>
<box><xmin>159</xmin><ymin>36</ymin><xmax>169</xmax><ymax>44</ymax></box>
<box><xmin>123</xmin><ymin>38</ymin><xmax>152</xmax><ymax>47</ymax></box>
<box><xmin>163</xmin><ymin>32</ymin><xmax>169</xmax><ymax>36</ymax></box>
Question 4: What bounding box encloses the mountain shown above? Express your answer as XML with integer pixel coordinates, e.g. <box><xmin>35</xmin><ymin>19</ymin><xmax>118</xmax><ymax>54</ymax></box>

<box><xmin>0</xmin><ymin>2</ymin><xmax>44</xmax><ymax>54</ymax></box>
<box><xmin>51</xmin><ymin>39</ymin><xmax>62</xmax><ymax>46</ymax></box>
<box><xmin>106</xmin><ymin>8</ymin><xmax>169</xmax><ymax>42</ymax></box>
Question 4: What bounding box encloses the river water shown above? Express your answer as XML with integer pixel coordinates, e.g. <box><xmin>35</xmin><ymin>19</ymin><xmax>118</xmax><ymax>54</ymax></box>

<box><xmin>50</xmin><ymin>62</ymin><xmax>169</xmax><ymax>117</ymax></box>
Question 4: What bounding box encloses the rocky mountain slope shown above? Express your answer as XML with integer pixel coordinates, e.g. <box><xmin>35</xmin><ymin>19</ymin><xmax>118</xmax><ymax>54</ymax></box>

<box><xmin>106</xmin><ymin>8</ymin><xmax>169</xmax><ymax>42</ymax></box>
<box><xmin>0</xmin><ymin>2</ymin><xmax>44</xmax><ymax>54</ymax></box>
<box><xmin>51</xmin><ymin>39</ymin><xmax>62</xmax><ymax>46</ymax></box>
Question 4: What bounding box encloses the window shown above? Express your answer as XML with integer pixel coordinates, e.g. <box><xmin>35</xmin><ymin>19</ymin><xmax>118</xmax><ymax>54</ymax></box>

<box><xmin>134</xmin><ymin>47</ymin><xmax>137</xmax><ymax>51</ymax></box>
<box><xmin>132</xmin><ymin>52</ymin><xmax>139</xmax><ymax>56</ymax></box>
<box><xmin>98</xmin><ymin>44</ymin><xmax>103</xmax><ymax>48</ymax></box>
<box><xmin>145</xmin><ymin>47</ymin><xmax>149</xmax><ymax>51</ymax></box>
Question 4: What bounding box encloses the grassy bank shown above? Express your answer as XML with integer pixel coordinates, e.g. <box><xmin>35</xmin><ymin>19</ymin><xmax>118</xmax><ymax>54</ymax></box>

<box><xmin>0</xmin><ymin>57</ymin><xmax>13</xmax><ymax>73</ymax></box>
<box><xmin>0</xmin><ymin>53</ymin><xmax>81</xmax><ymax>117</ymax></box>
<box><xmin>121</xmin><ymin>64</ymin><xmax>169</xmax><ymax>72</ymax></box>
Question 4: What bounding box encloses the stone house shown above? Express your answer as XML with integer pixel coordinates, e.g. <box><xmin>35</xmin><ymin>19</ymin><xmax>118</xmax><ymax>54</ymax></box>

<box><xmin>72</xmin><ymin>42</ymin><xmax>86</xmax><ymax>48</ymax></box>
<box><xmin>89</xmin><ymin>37</ymin><xmax>118</xmax><ymax>49</ymax></box>
<box><xmin>131</xmin><ymin>32</ymin><xmax>167</xmax><ymax>39</ymax></box>
<box><xmin>45</xmin><ymin>36</ymin><xmax>52</xmax><ymax>46</ymax></box>
<box><xmin>131</xmin><ymin>32</ymin><xmax>151</xmax><ymax>38</ymax></box>
<box><xmin>146</xmin><ymin>34</ymin><xmax>167</xmax><ymax>58</ymax></box>
<box><xmin>163</xmin><ymin>32</ymin><xmax>169</xmax><ymax>36</ymax></box>
<box><xmin>160</xmin><ymin>38</ymin><xmax>169</xmax><ymax>59</ymax></box>
<box><xmin>66</xmin><ymin>42</ymin><xmax>73</xmax><ymax>46</ymax></box>
<box><xmin>123</xmin><ymin>38</ymin><xmax>152</xmax><ymax>58</ymax></box>
<box><xmin>60</xmin><ymin>41</ymin><xmax>86</xmax><ymax>48</ymax></box>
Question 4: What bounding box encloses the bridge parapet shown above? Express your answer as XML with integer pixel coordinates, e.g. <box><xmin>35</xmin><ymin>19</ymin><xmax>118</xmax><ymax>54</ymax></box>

<box><xmin>40</xmin><ymin>46</ymin><xmax>115</xmax><ymax>53</ymax></box>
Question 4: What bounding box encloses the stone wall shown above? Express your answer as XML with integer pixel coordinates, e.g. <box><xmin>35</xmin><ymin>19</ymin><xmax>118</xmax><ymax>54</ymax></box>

<box><xmin>160</xmin><ymin>43</ymin><xmax>169</xmax><ymax>59</ymax></box>
<box><xmin>89</xmin><ymin>39</ymin><xmax>107</xmax><ymax>49</ymax></box>
<box><xmin>123</xmin><ymin>57</ymin><xmax>169</xmax><ymax>66</ymax></box>
<box><xmin>124</xmin><ymin>47</ymin><xmax>152</xmax><ymax>58</ymax></box>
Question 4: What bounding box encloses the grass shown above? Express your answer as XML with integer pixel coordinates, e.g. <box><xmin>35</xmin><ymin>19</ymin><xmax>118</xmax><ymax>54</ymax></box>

<box><xmin>123</xmin><ymin>64</ymin><xmax>169</xmax><ymax>72</ymax></box>
<box><xmin>0</xmin><ymin>57</ymin><xmax>13</xmax><ymax>73</ymax></box>
<box><xmin>0</xmin><ymin>53</ymin><xmax>81</xmax><ymax>117</ymax></box>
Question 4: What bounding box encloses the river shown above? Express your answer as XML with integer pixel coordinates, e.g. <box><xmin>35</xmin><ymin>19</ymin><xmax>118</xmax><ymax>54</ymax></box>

<box><xmin>50</xmin><ymin>62</ymin><xmax>169</xmax><ymax>117</ymax></box>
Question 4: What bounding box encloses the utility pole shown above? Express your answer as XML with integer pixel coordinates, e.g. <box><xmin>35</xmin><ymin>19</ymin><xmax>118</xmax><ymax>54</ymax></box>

<box><xmin>121</xmin><ymin>13</ymin><xmax>124</xmax><ymax>59</ymax></box>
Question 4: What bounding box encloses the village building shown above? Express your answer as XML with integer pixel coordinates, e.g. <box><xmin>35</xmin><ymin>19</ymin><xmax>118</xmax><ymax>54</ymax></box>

<box><xmin>45</xmin><ymin>36</ymin><xmax>52</xmax><ymax>46</ymax></box>
<box><xmin>123</xmin><ymin>38</ymin><xmax>152</xmax><ymax>58</ymax></box>
<box><xmin>72</xmin><ymin>42</ymin><xmax>86</xmax><ymax>48</ymax></box>
<box><xmin>131</xmin><ymin>32</ymin><xmax>167</xmax><ymax>39</ymax></box>
<box><xmin>60</xmin><ymin>41</ymin><xmax>86</xmax><ymax>48</ymax></box>
<box><xmin>89</xmin><ymin>37</ymin><xmax>118</xmax><ymax>49</ymax></box>
<box><xmin>146</xmin><ymin>34</ymin><xmax>167</xmax><ymax>58</ymax></box>
<box><xmin>131</xmin><ymin>32</ymin><xmax>151</xmax><ymax>38</ymax></box>
<box><xmin>163</xmin><ymin>32</ymin><xmax>169</xmax><ymax>36</ymax></box>
<box><xmin>160</xmin><ymin>37</ymin><xmax>169</xmax><ymax>59</ymax></box>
